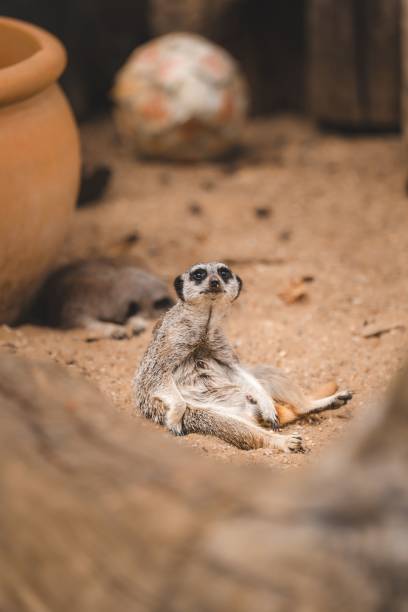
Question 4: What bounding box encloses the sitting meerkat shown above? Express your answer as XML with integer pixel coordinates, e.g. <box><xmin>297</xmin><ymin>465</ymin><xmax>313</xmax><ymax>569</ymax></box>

<box><xmin>37</xmin><ymin>258</ymin><xmax>174</xmax><ymax>339</ymax></box>
<box><xmin>133</xmin><ymin>262</ymin><xmax>352</xmax><ymax>452</ymax></box>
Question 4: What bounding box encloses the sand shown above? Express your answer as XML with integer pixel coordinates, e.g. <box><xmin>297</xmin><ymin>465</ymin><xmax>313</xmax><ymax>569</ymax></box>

<box><xmin>1</xmin><ymin>115</ymin><xmax>407</xmax><ymax>469</ymax></box>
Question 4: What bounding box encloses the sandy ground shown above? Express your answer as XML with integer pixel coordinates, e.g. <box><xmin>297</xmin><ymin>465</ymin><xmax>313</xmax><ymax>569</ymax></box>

<box><xmin>2</xmin><ymin>115</ymin><xmax>408</xmax><ymax>469</ymax></box>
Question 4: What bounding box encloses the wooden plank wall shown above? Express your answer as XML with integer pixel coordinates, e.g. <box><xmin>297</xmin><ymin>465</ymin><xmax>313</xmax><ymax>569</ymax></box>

<box><xmin>308</xmin><ymin>0</ymin><xmax>401</xmax><ymax>129</ymax></box>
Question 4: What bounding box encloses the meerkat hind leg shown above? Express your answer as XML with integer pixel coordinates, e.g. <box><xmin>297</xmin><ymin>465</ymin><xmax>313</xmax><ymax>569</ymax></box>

<box><xmin>275</xmin><ymin>390</ymin><xmax>352</xmax><ymax>426</ymax></box>
<box><xmin>75</xmin><ymin>317</ymin><xmax>129</xmax><ymax>340</ymax></box>
<box><xmin>182</xmin><ymin>406</ymin><xmax>304</xmax><ymax>452</ymax></box>
<box><xmin>306</xmin><ymin>390</ymin><xmax>353</xmax><ymax>414</ymax></box>
<box><xmin>249</xmin><ymin>365</ymin><xmax>352</xmax><ymax>424</ymax></box>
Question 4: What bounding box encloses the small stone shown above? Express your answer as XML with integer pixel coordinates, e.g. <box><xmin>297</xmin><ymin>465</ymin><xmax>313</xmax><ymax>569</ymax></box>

<box><xmin>255</xmin><ymin>207</ymin><xmax>271</xmax><ymax>219</ymax></box>
<box><xmin>158</xmin><ymin>172</ymin><xmax>172</xmax><ymax>186</ymax></box>
<box><xmin>188</xmin><ymin>201</ymin><xmax>203</xmax><ymax>215</ymax></box>
<box><xmin>123</xmin><ymin>232</ymin><xmax>140</xmax><ymax>245</ymax></box>
<box><xmin>278</xmin><ymin>230</ymin><xmax>292</xmax><ymax>242</ymax></box>
<box><xmin>200</xmin><ymin>179</ymin><xmax>216</xmax><ymax>192</ymax></box>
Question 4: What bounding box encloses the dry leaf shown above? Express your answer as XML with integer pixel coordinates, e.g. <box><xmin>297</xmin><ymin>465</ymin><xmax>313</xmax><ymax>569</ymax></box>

<box><xmin>361</xmin><ymin>321</ymin><xmax>405</xmax><ymax>338</ymax></box>
<box><xmin>278</xmin><ymin>276</ymin><xmax>314</xmax><ymax>304</ymax></box>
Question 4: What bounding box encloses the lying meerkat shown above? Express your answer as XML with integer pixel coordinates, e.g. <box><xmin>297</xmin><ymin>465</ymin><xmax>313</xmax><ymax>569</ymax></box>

<box><xmin>133</xmin><ymin>262</ymin><xmax>352</xmax><ymax>452</ymax></box>
<box><xmin>37</xmin><ymin>258</ymin><xmax>174</xmax><ymax>339</ymax></box>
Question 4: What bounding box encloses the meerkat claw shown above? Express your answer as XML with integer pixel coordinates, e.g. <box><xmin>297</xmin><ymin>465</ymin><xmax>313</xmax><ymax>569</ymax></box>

<box><xmin>263</xmin><ymin>415</ymin><xmax>280</xmax><ymax>431</ymax></box>
<box><xmin>332</xmin><ymin>390</ymin><xmax>353</xmax><ymax>407</ymax></box>
<box><xmin>110</xmin><ymin>326</ymin><xmax>129</xmax><ymax>340</ymax></box>
<box><xmin>168</xmin><ymin>425</ymin><xmax>184</xmax><ymax>436</ymax></box>
<box><xmin>165</xmin><ymin>414</ymin><xmax>185</xmax><ymax>437</ymax></box>
<box><xmin>126</xmin><ymin>316</ymin><xmax>148</xmax><ymax>337</ymax></box>
<box><xmin>284</xmin><ymin>433</ymin><xmax>304</xmax><ymax>453</ymax></box>
<box><xmin>256</xmin><ymin>400</ymin><xmax>280</xmax><ymax>430</ymax></box>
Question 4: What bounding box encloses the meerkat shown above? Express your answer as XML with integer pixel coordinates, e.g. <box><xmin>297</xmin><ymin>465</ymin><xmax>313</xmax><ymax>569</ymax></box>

<box><xmin>133</xmin><ymin>262</ymin><xmax>353</xmax><ymax>452</ymax></box>
<box><xmin>36</xmin><ymin>258</ymin><xmax>174</xmax><ymax>339</ymax></box>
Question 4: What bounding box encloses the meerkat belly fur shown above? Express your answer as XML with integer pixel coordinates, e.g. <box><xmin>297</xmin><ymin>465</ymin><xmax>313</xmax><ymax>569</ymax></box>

<box><xmin>133</xmin><ymin>262</ymin><xmax>353</xmax><ymax>452</ymax></box>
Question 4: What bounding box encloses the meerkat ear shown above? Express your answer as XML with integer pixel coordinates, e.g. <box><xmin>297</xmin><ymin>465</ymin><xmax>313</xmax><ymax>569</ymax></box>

<box><xmin>174</xmin><ymin>275</ymin><xmax>185</xmax><ymax>301</ymax></box>
<box><xmin>234</xmin><ymin>275</ymin><xmax>243</xmax><ymax>300</ymax></box>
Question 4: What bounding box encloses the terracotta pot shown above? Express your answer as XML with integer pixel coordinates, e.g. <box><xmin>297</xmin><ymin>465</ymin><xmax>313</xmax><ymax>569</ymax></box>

<box><xmin>0</xmin><ymin>17</ymin><xmax>80</xmax><ymax>324</ymax></box>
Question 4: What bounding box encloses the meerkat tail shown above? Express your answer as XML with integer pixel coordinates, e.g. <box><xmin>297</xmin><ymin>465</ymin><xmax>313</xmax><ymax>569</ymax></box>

<box><xmin>182</xmin><ymin>407</ymin><xmax>275</xmax><ymax>450</ymax></box>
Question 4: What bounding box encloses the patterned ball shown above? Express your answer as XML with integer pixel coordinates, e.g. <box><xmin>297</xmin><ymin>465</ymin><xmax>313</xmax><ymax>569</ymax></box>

<box><xmin>112</xmin><ymin>33</ymin><xmax>249</xmax><ymax>161</ymax></box>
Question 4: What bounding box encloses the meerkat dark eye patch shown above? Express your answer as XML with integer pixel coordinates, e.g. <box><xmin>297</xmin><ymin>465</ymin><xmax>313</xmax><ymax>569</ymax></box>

<box><xmin>233</xmin><ymin>275</ymin><xmax>243</xmax><ymax>301</ymax></box>
<box><xmin>127</xmin><ymin>301</ymin><xmax>141</xmax><ymax>317</ymax></box>
<box><xmin>190</xmin><ymin>268</ymin><xmax>207</xmax><ymax>284</ymax></box>
<box><xmin>153</xmin><ymin>296</ymin><xmax>174</xmax><ymax>310</ymax></box>
<box><xmin>174</xmin><ymin>275</ymin><xmax>185</xmax><ymax>301</ymax></box>
<box><xmin>218</xmin><ymin>266</ymin><xmax>232</xmax><ymax>282</ymax></box>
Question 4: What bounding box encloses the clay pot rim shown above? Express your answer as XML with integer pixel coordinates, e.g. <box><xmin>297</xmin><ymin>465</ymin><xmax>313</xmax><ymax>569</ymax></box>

<box><xmin>0</xmin><ymin>17</ymin><xmax>66</xmax><ymax>107</ymax></box>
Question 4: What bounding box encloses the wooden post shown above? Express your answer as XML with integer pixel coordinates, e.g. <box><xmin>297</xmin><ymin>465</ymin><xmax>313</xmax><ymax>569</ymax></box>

<box><xmin>401</xmin><ymin>0</ymin><xmax>408</xmax><ymax>143</ymax></box>
<box><xmin>308</xmin><ymin>0</ymin><xmax>401</xmax><ymax>129</ymax></box>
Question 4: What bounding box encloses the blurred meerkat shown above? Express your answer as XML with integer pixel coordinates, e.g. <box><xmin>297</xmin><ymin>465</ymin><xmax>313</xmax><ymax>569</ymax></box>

<box><xmin>133</xmin><ymin>262</ymin><xmax>352</xmax><ymax>452</ymax></box>
<box><xmin>38</xmin><ymin>258</ymin><xmax>174</xmax><ymax>339</ymax></box>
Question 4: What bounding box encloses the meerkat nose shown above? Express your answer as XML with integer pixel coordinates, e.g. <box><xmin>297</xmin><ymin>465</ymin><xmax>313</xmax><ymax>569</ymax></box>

<box><xmin>209</xmin><ymin>277</ymin><xmax>221</xmax><ymax>289</ymax></box>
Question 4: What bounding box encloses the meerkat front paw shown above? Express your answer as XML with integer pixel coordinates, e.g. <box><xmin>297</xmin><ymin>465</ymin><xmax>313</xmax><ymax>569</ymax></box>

<box><xmin>165</xmin><ymin>418</ymin><xmax>184</xmax><ymax>436</ymax></box>
<box><xmin>85</xmin><ymin>322</ymin><xmax>129</xmax><ymax>341</ymax></box>
<box><xmin>165</xmin><ymin>405</ymin><xmax>186</xmax><ymax>436</ymax></box>
<box><xmin>254</xmin><ymin>397</ymin><xmax>280</xmax><ymax>430</ymax></box>
<box><xmin>126</xmin><ymin>315</ymin><xmax>147</xmax><ymax>337</ymax></box>
<box><xmin>109</xmin><ymin>325</ymin><xmax>130</xmax><ymax>340</ymax></box>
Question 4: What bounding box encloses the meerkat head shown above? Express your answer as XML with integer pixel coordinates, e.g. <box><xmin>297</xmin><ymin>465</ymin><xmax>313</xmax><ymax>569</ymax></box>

<box><xmin>174</xmin><ymin>262</ymin><xmax>242</xmax><ymax>305</ymax></box>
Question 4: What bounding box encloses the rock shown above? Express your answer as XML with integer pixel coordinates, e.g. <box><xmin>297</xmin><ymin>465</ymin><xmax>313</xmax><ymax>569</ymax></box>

<box><xmin>112</xmin><ymin>33</ymin><xmax>249</xmax><ymax>161</ymax></box>
<box><xmin>254</xmin><ymin>206</ymin><xmax>271</xmax><ymax>219</ymax></box>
